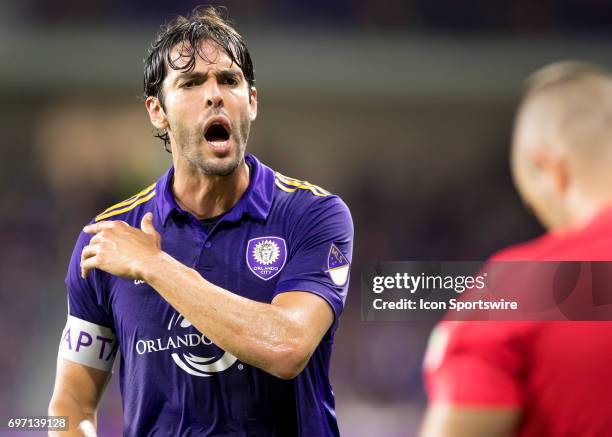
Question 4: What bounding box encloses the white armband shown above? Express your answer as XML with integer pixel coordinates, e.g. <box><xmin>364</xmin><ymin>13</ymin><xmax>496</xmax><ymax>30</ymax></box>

<box><xmin>58</xmin><ymin>315</ymin><xmax>118</xmax><ymax>371</ymax></box>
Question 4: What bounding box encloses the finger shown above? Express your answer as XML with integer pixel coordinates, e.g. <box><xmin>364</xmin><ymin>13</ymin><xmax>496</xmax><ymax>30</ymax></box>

<box><xmin>81</xmin><ymin>244</ymin><xmax>100</xmax><ymax>261</ymax></box>
<box><xmin>83</xmin><ymin>221</ymin><xmax>117</xmax><ymax>234</ymax></box>
<box><xmin>140</xmin><ymin>212</ymin><xmax>157</xmax><ymax>236</ymax></box>
<box><xmin>89</xmin><ymin>233</ymin><xmax>104</xmax><ymax>245</ymax></box>
<box><xmin>81</xmin><ymin>256</ymin><xmax>99</xmax><ymax>279</ymax></box>
<box><xmin>80</xmin><ymin>245</ymin><xmax>95</xmax><ymax>278</ymax></box>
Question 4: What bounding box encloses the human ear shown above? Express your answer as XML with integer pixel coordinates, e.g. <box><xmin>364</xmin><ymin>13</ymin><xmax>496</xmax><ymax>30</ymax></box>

<box><xmin>145</xmin><ymin>96</ymin><xmax>169</xmax><ymax>130</ymax></box>
<box><xmin>248</xmin><ymin>87</ymin><xmax>258</xmax><ymax>122</ymax></box>
<box><xmin>533</xmin><ymin>149</ymin><xmax>569</xmax><ymax>197</ymax></box>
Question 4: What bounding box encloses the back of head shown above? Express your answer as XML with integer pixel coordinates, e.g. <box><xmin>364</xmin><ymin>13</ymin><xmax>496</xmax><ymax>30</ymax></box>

<box><xmin>511</xmin><ymin>61</ymin><xmax>612</xmax><ymax>230</ymax></box>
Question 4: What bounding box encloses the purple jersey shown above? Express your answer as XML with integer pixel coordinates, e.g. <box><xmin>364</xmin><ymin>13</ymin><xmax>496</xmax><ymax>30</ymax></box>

<box><xmin>58</xmin><ymin>154</ymin><xmax>353</xmax><ymax>436</ymax></box>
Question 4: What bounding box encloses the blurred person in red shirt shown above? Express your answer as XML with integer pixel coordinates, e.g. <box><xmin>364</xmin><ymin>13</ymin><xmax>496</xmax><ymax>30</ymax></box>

<box><xmin>421</xmin><ymin>61</ymin><xmax>612</xmax><ymax>437</ymax></box>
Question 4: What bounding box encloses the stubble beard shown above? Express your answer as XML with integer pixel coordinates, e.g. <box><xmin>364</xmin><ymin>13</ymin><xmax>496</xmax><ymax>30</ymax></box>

<box><xmin>174</xmin><ymin>111</ymin><xmax>251</xmax><ymax>177</ymax></box>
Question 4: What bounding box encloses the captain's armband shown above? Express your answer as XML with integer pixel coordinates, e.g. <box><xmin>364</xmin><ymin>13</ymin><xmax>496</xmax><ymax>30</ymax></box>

<box><xmin>58</xmin><ymin>316</ymin><xmax>118</xmax><ymax>371</ymax></box>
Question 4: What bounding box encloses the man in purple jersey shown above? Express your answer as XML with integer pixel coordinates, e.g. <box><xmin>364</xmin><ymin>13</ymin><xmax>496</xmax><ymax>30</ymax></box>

<box><xmin>49</xmin><ymin>7</ymin><xmax>353</xmax><ymax>436</ymax></box>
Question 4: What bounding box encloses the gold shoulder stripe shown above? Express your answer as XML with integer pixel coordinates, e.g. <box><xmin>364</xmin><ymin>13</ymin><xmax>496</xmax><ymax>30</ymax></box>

<box><xmin>275</xmin><ymin>177</ymin><xmax>328</xmax><ymax>197</ymax></box>
<box><xmin>95</xmin><ymin>190</ymin><xmax>156</xmax><ymax>222</ymax></box>
<box><xmin>274</xmin><ymin>172</ymin><xmax>330</xmax><ymax>197</ymax></box>
<box><xmin>276</xmin><ymin>173</ymin><xmax>331</xmax><ymax>196</ymax></box>
<box><xmin>98</xmin><ymin>182</ymin><xmax>157</xmax><ymax>216</ymax></box>
<box><xmin>275</xmin><ymin>178</ymin><xmax>298</xmax><ymax>193</ymax></box>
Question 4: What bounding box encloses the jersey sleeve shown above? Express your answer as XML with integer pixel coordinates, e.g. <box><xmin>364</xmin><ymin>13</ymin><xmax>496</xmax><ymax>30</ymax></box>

<box><xmin>57</xmin><ymin>229</ymin><xmax>118</xmax><ymax>371</ymax></box>
<box><xmin>423</xmin><ymin>321</ymin><xmax>528</xmax><ymax>407</ymax></box>
<box><xmin>274</xmin><ymin>195</ymin><xmax>354</xmax><ymax>324</ymax></box>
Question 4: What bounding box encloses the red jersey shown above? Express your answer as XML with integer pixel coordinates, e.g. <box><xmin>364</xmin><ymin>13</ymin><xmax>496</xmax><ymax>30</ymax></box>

<box><xmin>424</xmin><ymin>209</ymin><xmax>612</xmax><ymax>436</ymax></box>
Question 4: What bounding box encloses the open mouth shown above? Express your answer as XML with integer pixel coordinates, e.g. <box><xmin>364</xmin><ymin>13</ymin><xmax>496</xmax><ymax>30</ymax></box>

<box><xmin>204</xmin><ymin>122</ymin><xmax>230</xmax><ymax>142</ymax></box>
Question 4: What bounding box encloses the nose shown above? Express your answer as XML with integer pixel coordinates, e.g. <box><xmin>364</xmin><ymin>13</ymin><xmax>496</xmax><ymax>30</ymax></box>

<box><xmin>205</xmin><ymin>80</ymin><xmax>223</xmax><ymax>109</ymax></box>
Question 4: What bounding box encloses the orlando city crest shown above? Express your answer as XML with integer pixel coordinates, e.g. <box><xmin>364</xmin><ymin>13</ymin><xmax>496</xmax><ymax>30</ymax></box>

<box><xmin>246</xmin><ymin>236</ymin><xmax>287</xmax><ymax>280</ymax></box>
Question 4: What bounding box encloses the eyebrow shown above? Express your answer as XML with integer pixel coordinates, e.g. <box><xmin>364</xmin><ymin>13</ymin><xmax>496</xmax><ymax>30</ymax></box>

<box><xmin>173</xmin><ymin>69</ymin><xmax>242</xmax><ymax>85</ymax></box>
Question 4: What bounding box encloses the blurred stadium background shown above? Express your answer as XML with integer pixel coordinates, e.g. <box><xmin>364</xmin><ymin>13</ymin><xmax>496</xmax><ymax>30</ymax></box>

<box><xmin>2</xmin><ymin>0</ymin><xmax>612</xmax><ymax>435</ymax></box>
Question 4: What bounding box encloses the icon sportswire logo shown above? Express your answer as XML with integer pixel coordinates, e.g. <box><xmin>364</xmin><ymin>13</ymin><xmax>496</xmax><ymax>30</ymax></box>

<box><xmin>134</xmin><ymin>312</ymin><xmax>238</xmax><ymax>377</ymax></box>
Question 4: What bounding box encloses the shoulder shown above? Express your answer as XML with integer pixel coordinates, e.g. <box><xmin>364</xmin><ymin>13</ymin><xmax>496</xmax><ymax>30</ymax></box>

<box><xmin>425</xmin><ymin>320</ymin><xmax>539</xmax><ymax>377</ymax></box>
<box><xmin>67</xmin><ymin>179</ymin><xmax>160</xmax><ymax>288</ymax></box>
<box><xmin>273</xmin><ymin>171</ymin><xmax>332</xmax><ymax>198</ymax></box>
<box><xmin>491</xmin><ymin>225</ymin><xmax>612</xmax><ymax>261</ymax></box>
<box><xmin>490</xmin><ymin>233</ymin><xmax>557</xmax><ymax>261</ymax></box>
<box><xmin>272</xmin><ymin>170</ymin><xmax>352</xmax><ymax>222</ymax></box>
<box><xmin>491</xmin><ymin>209</ymin><xmax>612</xmax><ymax>261</ymax></box>
<box><xmin>92</xmin><ymin>180</ymin><xmax>159</xmax><ymax>226</ymax></box>
<box><xmin>262</xmin><ymin>168</ymin><xmax>353</xmax><ymax>245</ymax></box>
<box><xmin>67</xmin><ymin>179</ymin><xmax>158</xmax><ymax>267</ymax></box>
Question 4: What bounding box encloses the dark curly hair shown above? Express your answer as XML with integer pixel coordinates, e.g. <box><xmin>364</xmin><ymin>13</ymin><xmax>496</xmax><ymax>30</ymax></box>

<box><xmin>143</xmin><ymin>6</ymin><xmax>255</xmax><ymax>152</ymax></box>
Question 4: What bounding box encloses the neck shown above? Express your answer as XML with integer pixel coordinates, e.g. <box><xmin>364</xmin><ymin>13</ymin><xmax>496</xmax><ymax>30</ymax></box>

<box><xmin>559</xmin><ymin>188</ymin><xmax>608</xmax><ymax>232</ymax></box>
<box><xmin>171</xmin><ymin>158</ymin><xmax>250</xmax><ymax>220</ymax></box>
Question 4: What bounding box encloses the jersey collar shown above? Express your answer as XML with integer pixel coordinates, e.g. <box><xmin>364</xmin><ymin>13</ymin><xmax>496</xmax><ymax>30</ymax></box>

<box><xmin>155</xmin><ymin>153</ymin><xmax>274</xmax><ymax>227</ymax></box>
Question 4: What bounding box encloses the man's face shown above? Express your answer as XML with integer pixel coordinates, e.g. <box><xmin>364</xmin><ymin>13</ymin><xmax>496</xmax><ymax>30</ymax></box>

<box><xmin>154</xmin><ymin>39</ymin><xmax>257</xmax><ymax>177</ymax></box>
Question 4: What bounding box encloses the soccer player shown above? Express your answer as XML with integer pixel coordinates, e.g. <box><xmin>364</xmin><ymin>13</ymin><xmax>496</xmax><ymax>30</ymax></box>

<box><xmin>421</xmin><ymin>62</ymin><xmax>612</xmax><ymax>436</ymax></box>
<box><xmin>48</xmin><ymin>7</ymin><xmax>353</xmax><ymax>436</ymax></box>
